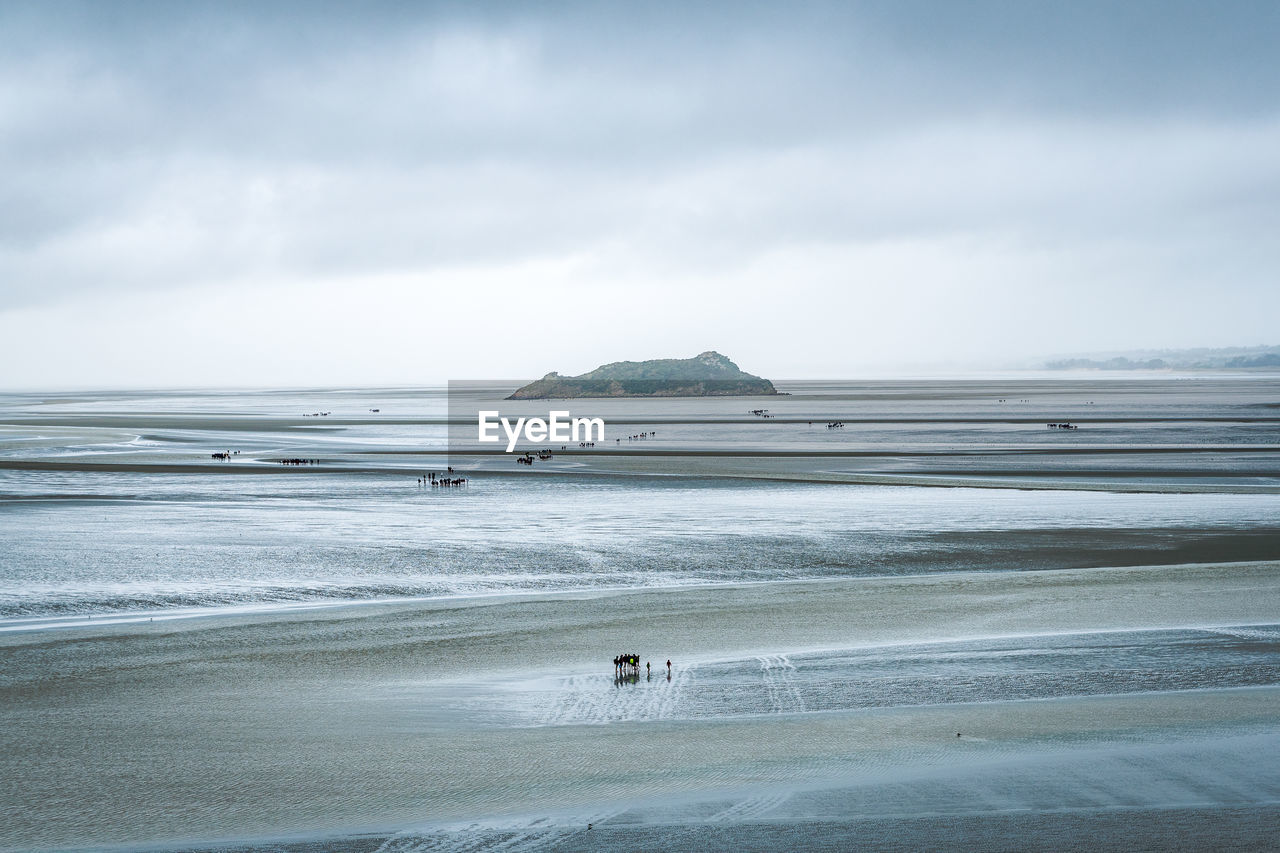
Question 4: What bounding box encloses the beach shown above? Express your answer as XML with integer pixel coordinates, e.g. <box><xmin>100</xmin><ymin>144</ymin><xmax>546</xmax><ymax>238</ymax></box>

<box><xmin>1</xmin><ymin>377</ymin><xmax>1278</xmax><ymax>850</ymax></box>
<box><xmin>4</xmin><ymin>564</ymin><xmax>1280</xmax><ymax>850</ymax></box>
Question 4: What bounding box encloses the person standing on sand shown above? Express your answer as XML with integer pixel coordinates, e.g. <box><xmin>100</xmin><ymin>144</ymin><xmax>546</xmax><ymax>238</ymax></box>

<box><xmin>666</xmin><ymin>659</ymin><xmax>671</xmax><ymax>674</ymax></box>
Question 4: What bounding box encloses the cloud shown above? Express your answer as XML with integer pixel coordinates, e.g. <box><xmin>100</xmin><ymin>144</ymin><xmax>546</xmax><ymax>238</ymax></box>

<box><xmin>0</xmin><ymin>1</ymin><xmax>1277</xmax><ymax>385</ymax></box>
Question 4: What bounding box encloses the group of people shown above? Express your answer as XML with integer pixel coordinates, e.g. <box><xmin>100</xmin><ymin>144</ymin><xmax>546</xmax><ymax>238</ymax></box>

<box><xmin>1047</xmin><ymin>422</ymin><xmax>1080</xmax><ymax>430</ymax></box>
<box><xmin>614</xmin><ymin>653</ymin><xmax>641</xmax><ymax>674</ymax></box>
<box><xmin>749</xmin><ymin>409</ymin><xmax>771</xmax><ymax>418</ymax></box>
<box><xmin>612</xmin><ymin>654</ymin><xmax>673</xmax><ymax>677</ymax></box>
<box><xmin>277</xmin><ymin>458</ymin><xmax>318</xmax><ymax>465</ymax></box>
<box><xmin>615</xmin><ymin>432</ymin><xmax>655</xmax><ymax>444</ymax></box>
<box><xmin>824</xmin><ymin>421</ymin><xmax>846</xmax><ymax>429</ymax></box>
<box><xmin>516</xmin><ymin>451</ymin><xmax>553</xmax><ymax>465</ymax></box>
<box><xmin>420</xmin><ymin>469</ymin><xmax>467</xmax><ymax>487</ymax></box>
<box><xmin>210</xmin><ymin>450</ymin><xmax>241</xmax><ymax>460</ymax></box>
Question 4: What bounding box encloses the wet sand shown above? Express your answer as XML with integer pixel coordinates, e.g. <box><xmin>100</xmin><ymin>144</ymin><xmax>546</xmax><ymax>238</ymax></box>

<box><xmin>2</xmin><ymin>380</ymin><xmax>1279</xmax><ymax>850</ymax></box>
<box><xmin>2</xmin><ymin>562</ymin><xmax>1278</xmax><ymax>850</ymax></box>
<box><xmin>5</xmin><ymin>376</ymin><xmax>1280</xmax><ymax>494</ymax></box>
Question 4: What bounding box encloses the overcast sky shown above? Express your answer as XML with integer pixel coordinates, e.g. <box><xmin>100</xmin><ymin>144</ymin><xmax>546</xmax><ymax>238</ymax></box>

<box><xmin>1</xmin><ymin>0</ymin><xmax>1278</xmax><ymax>387</ymax></box>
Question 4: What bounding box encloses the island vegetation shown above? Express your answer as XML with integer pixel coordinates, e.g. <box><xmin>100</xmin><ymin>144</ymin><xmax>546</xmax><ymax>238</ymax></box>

<box><xmin>507</xmin><ymin>351</ymin><xmax>778</xmax><ymax>399</ymax></box>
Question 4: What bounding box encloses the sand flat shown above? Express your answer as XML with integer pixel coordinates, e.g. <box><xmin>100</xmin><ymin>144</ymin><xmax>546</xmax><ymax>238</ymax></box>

<box><xmin>2</xmin><ymin>381</ymin><xmax>1279</xmax><ymax>850</ymax></box>
<box><xmin>2</xmin><ymin>562</ymin><xmax>1278</xmax><ymax>850</ymax></box>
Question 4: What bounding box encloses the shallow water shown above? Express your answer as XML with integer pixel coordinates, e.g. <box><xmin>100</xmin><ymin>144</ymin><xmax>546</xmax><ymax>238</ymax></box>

<box><xmin>3</xmin><ymin>470</ymin><xmax>1280</xmax><ymax>619</ymax></box>
<box><xmin>495</xmin><ymin>625</ymin><xmax>1280</xmax><ymax>727</ymax></box>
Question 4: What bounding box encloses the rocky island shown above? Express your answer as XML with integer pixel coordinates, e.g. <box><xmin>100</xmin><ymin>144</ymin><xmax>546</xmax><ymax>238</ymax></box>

<box><xmin>507</xmin><ymin>351</ymin><xmax>778</xmax><ymax>399</ymax></box>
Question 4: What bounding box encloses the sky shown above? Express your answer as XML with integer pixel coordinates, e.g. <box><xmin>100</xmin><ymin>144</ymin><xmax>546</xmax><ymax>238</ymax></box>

<box><xmin>1</xmin><ymin>0</ymin><xmax>1278</xmax><ymax>388</ymax></box>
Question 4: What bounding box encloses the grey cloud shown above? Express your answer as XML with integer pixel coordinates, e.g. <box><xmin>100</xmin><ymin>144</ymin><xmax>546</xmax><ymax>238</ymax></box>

<box><xmin>0</xmin><ymin>0</ymin><xmax>1277</xmax><ymax>377</ymax></box>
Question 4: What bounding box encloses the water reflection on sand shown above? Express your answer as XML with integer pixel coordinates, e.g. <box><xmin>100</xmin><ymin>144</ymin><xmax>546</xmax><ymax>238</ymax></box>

<box><xmin>0</xmin><ymin>378</ymin><xmax>1278</xmax><ymax>850</ymax></box>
